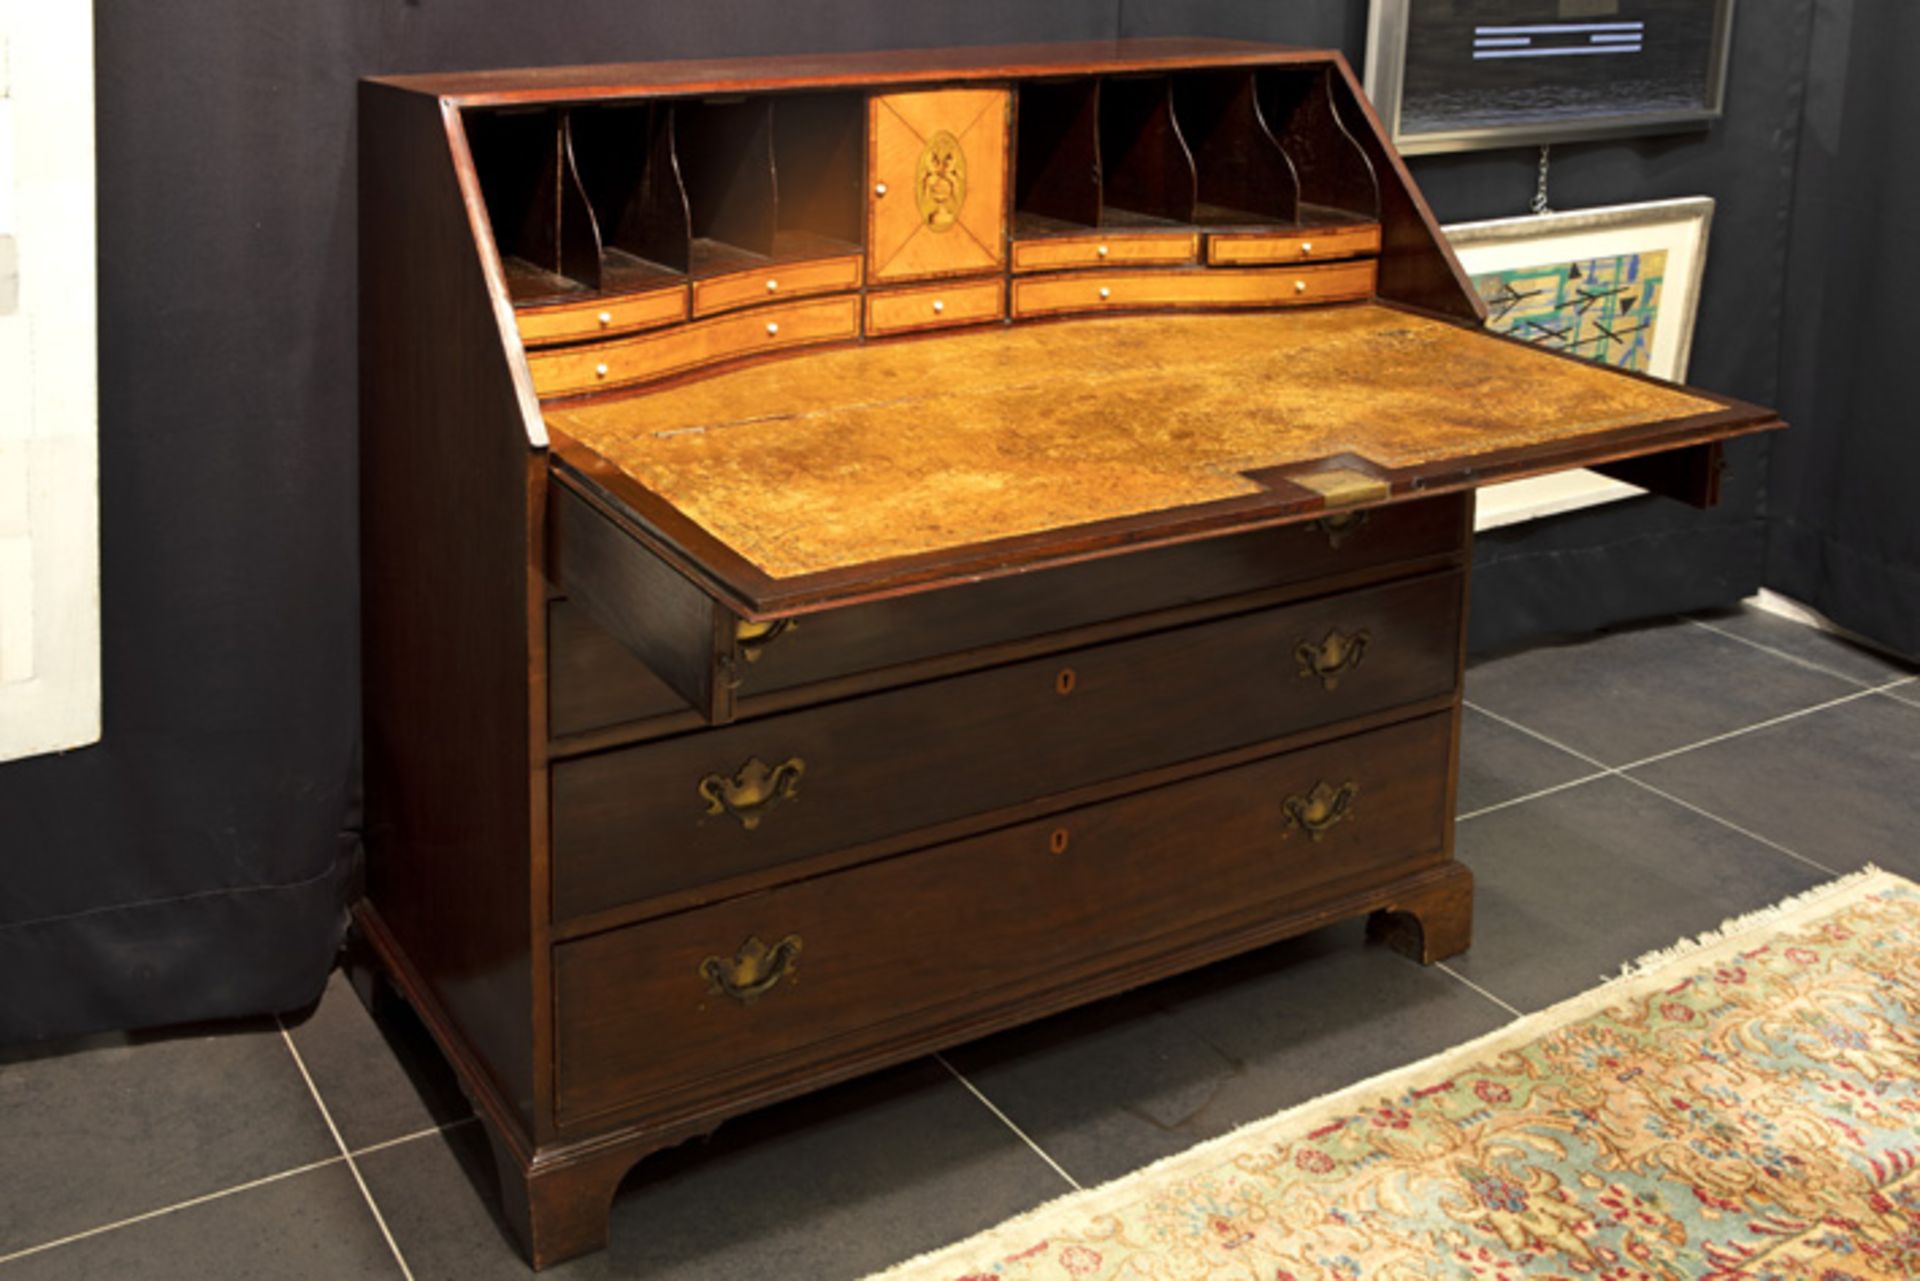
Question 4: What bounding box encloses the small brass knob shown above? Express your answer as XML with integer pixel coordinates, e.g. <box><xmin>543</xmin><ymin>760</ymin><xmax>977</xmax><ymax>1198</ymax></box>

<box><xmin>932</xmin><ymin>299</ymin><xmax>945</xmax><ymax>314</ymax></box>
<box><xmin>765</xmin><ymin>321</ymin><xmax>780</xmax><ymax>336</ymax></box>
<box><xmin>594</xmin><ymin>362</ymin><xmax>609</xmax><ymax>378</ymax></box>
<box><xmin>1096</xmin><ymin>243</ymin><xmax>1110</xmax><ymax>258</ymax></box>
<box><xmin>1294</xmin><ymin>280</ymin><xmax>1308</xmax><ymax>294</ymax></box>
<box><xmin>597</xmin><ymin>310</ymin><xmax>613</xmax><ymax>327</ymax></box>
<box><xmin>766</xmin><ymin>279</ymin><xmax>779</xmax><ymax>293</ymax></box>
<box><xmin>1300</xmin><ymin>241</ymin><xmax>1314</xmax><ymax>255</ymax></box>
<box><xmin>874</xmin><ymin>181</ymin><xmax>889</xmax><ymax>197</ymax></box>
<box><xmin>1098</xmin><ymin>286</ymin><xmax>1112</xmax><ymax>301</ymax></box>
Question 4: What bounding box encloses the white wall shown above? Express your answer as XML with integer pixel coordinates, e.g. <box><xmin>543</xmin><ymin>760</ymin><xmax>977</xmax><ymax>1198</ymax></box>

<box><xmin>0</xmin><ymin>4</ymin><xmax>100</xmax><ymax>760</ymax></box>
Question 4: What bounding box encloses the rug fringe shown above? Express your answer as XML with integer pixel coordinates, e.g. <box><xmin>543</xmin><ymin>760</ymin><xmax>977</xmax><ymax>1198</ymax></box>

<box><xmin>1615</xmin><ymin>863</ymin><xmax>1886</xmax><ymax>981</ymax></box>
<box><xmin>858</xmin><ymin>865</ymin><xmax>1903</xmax><ymax>1281</ymax></box>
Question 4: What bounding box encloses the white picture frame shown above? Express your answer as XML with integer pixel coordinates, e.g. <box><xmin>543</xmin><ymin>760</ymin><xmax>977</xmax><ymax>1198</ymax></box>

<box><xmin>0</xmin><ymin>5</ymin><xmax>101</xmax><ymax>760</ymax></box>
<box><xmin>1445</xmin><ymin>196</ymin><xmax>1715</xmax><ymax>531</ymax></box>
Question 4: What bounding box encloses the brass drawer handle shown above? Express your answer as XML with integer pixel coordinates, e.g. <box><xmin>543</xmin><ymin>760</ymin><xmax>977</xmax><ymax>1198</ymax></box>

<box><xmin>700</xmin><ymin>934</ymin><xmax>803</xmax><ymax>1006</ymax></box>
<box><xmin>735</xmin><ymin>617</ymin><xmax>798</xmax><ymax>663</ymax></box>
<box><xmin>1295</xmin><ymin>627</ymin><xmax>1369</xmax><ymax>690</ymax></box>
<box><xmin>1282</xmin><ymin>780</ymin><xmax>1359</xmax><ymax>841</ymax></box>
<box><xmin>1315</xmin><ymin>510</ymin><xmax>1369</xmax><ymax>548</ymax></box>
<box><xmin>698</xmin><ymin>756</ymin><xmax>805</xmax><ymax>830</ymax></box>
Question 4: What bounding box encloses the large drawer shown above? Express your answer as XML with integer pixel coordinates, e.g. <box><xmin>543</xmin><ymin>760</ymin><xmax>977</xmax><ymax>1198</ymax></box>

<box><xmin>553</xmin><ymin>711</ymin><xmax>1453</xmax><ymax>1126</ymax></box>
<box><xmin>550</xmin><ymin>569</ymin><xmax>1462</xmax><ymax>918</ymax></box>
<box><xmin>548</xmin><ymin>493</ymin><xmax>1469</xmax><ymax>740</ymax></box>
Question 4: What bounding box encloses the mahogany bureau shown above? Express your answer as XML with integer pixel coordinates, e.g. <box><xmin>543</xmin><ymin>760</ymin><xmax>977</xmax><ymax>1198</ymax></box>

<box><xmin>356</xmin><ymin>39</ymin><xmax>1783</xmax><ymax>1269</ymax></box>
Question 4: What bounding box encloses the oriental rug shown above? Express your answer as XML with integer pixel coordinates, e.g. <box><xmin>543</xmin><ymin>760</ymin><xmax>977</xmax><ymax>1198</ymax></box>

<box><xmin>867</xmin><ymin>867</ymin><xmax>1920</xmax><ymax>1281</ymax></box>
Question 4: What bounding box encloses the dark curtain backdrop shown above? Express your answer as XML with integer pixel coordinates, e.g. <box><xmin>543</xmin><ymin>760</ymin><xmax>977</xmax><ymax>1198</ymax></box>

<box><xmin>0</xmin><ymin>1</ymin><xmax>1853</xmax><ymax>1043</ymax></box>
<box><xmin>1766</xmin><ymin>1</ymin><xmax>1920</xmax><ymax>660</ymax></box>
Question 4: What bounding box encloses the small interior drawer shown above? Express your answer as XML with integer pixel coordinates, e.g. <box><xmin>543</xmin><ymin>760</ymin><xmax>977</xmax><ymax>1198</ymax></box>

<box><xmin>515</xmin><ymin>285</ymin><xmax>689</xmax><ymax>347</ymax></box>
<box><xmin>549</xmin><ymin>569</ymin><xmax>1462</xmax><ymax>919</ymax></box>
<box><xmin>1010</xmin><ymin>261</ymin><xmax>1375</xmax><ymax>320</ymax></box>
<box><xmin>692</xmin><ymin>254</ymin><xmax>864</xmax><ymax>318</ymax></box>
<box><xmin>1207</xmin><ymin>223</ymin><xmax>1382</xmax><ymax>266</ymax></box>
<box><xmin>552</xmin><ymin>710</ymin><xmax>1453</xmax><ymax>1126</ymax></box>
<box><xmin>865</xmin><ymin>278</ymin><xmax>1006</xmax><ymax>336</ymax></box>
<box><xmin>1010</xmin><ymin>232</ymin><xmax>1198</xmax><ymax>273</ymax></box>
<box><xmin>526</xmin><ymin>294</ymin><xmax>861</xmax><ymax>397</ymax></box>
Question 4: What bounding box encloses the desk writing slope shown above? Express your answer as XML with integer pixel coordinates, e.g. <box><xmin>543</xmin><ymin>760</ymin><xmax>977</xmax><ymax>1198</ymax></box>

<box><xmin>357</xmin><ymin>39</ymin><xmax>1784</xmax><ymax>1270</ymax></box>
<box><xmin>547</xmin><ymin>305</ymin><xmax>1747</xmax><ymax>584</ymax></box>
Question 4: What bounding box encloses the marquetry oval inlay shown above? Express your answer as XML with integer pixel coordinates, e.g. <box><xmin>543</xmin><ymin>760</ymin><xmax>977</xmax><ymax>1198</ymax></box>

<box><xmin>915</xmin><ymin>130</ymin><xmax>967</xmax><ymax>233</ymax></box>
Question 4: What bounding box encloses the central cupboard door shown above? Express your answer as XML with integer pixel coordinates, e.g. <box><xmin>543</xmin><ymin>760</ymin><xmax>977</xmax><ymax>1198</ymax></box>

<box><xmin>867</xmin><ymin>88</ymin><xmax>1009</xmax><ymax>282</ymax></box>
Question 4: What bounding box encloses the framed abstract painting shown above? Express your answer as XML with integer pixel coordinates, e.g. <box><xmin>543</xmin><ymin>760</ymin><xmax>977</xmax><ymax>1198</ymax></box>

<box><xmin>1365</xmin><ymin>0</ymin><xmax>1736</xmax><ymax>155</ymax></box>
<box><xmin>1446</xmin><ymin>196</ymin><xmax>1714</xmax><ymax>529</ymax></box>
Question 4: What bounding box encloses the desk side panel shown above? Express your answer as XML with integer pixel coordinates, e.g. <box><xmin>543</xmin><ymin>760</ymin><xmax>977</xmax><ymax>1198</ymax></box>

<box><xmin>359</xmin><ymin>82</ymin><xmax>543</xmax><ymax>1140</ymax></box>
<box><xmin>1327</xmin><ymin>57</ymin><xmax>1483</xmax><ymax>324</ymax></box>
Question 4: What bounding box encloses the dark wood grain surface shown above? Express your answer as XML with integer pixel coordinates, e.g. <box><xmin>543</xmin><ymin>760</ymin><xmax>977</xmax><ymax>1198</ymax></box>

<box><xmin>554</xmin><ymin>710</ymin><xmax>1453</xmax><ymax>1125</ymax></box>
<box><xmin>551</xmin><ymin>571</ymin><xmax>1462</xmax><ymax>919</ymax></box>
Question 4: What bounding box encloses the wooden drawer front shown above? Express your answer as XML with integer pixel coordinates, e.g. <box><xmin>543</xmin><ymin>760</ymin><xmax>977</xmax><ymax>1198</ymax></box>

<box><xmin>1010</xmin><ymin>232</ymin><xmax>1198</xmax><ymax>273</ymax></box>
<box><xmin>865</xmin><ymin>278</ymin><xmax>1005</xmax><ymax>336</ymax></box>
<box><xmin>692</xmin><ymin>255</ymin><xmax>864</xmax><ymax>318</ymax></box>
<box><xmin>555</xmin><ymin>711</ymin><xmax>1452</xmax><ymax>1125</ymax></box>
<box><xmin>515</xmin><ymin>286</ymin><xmax>689</xmax><ymax>347</ymax></box>
<box><xmin>549</xmin><ymin>494</ymin><xmax>1468</xmax><ymax>740</ymax></box>
<box><xmin>1207</xmin><ymin>224</ymin><xmax>1382</xmax><ymax>267</ymax></box>
<box><xmin>551</xmin><ymin>570</ymin><xmax>1460</xmax><ymax>917</ymax></box>
<box><xmin>868</xmin><ymin>89</ymin><xmax>1009</xmax><ymax>283</ymax></box>
<box><xmin>1010</xmin><ymin>262</ymin><xmax>1375</xmax><ymax>320</ymax></box>
<box><xmin>526</xmin><ymin>295</ymin><xmax>860</xmax><ymax>397</ymax></box>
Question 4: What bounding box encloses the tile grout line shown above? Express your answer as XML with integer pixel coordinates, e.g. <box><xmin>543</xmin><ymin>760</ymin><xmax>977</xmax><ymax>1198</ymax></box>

<box><xmin>1613</xmin><ymin>683</ymin><xmax>1899</xmax><ymax>772</ymax></box>
<box><xmin>933</xmin><ymin>1052</ymin><xmax>1084</xmax><ymax>1192</ymax></box>
<box><xmin>278</xmin><ymin>1020</ymin><xmax>417</xmax><ymax>1281</ymax></box>
<box><xmin>1464</xmin><ymin>700</ymin><xmax>1845</xmax><ymax>878</ymax></box>
<box><xmin>1434</xmin><ymin>962</ymin><xmax>1525</xmax><ymax>1019</ymax></box>
<box><xmin>0</xmin><ymin>1156</ymin><xmax>347</xmax><ymax>1268</ymax></box>
<box><xmin>1456</xmin><ymin>768</ymin><xmax>1612</xmax><ymax>823</ymax></box>
<box><xmin>1684</xmin><ymin>616</ymin><xmax>1879</xmax><ymax>688</ymax></box>
<box><xmin>0</xmin><ymin>1115</ymin><xmax>468</xmax><ymax>1271</ymax></box>
<box><xmin>1617</xmin><ymin>773</ymin><xmax>1841</xmax><ymax>878</ymax></box>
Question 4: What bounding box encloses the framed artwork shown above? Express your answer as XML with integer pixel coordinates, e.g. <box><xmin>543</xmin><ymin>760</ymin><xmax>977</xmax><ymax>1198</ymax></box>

<box><xmin>1365</xmin><ymin>0</ymin><xmax>1736</xmax><ymax>155</ymax></box>
<box><xmin>1446</xmin><ymin>196</ymin><xmax>1714</xmax><ymax>530</ymax></box>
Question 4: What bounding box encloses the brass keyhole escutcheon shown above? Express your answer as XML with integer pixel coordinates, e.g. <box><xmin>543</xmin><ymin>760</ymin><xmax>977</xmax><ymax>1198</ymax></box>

<box><xmin>1048</xmin><ymin>827</ymin><xmax>1070</xmax><ymax>855</ymax></box>
<box><xmin>1055</xmin><ymin>668</ymin><xmax>1077</xmax><ymax>696</ymax></box>
<box><xmin>915</xmin><ymin>129</ymin><xmax>967</xmax><ymax>232</ymax></box>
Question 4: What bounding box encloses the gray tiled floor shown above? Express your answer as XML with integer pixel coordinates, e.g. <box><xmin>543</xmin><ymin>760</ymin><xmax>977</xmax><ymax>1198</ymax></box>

<box><xmin>1</xmin><ymin>603</ymin><xmax>1913</xmax><ymax>1279</ymax></box>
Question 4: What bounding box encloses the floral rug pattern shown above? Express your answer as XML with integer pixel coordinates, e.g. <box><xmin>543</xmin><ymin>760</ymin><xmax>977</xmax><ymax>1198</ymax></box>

<box><xmin>871</xmin><ymin>871</ymin><xmax>1920</xmax><ymax>1281</ymax></box>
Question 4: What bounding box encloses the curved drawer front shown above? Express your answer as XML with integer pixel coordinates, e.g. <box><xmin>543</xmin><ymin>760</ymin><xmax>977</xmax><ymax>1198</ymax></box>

<box><xmin>1010</xmin><ymin>232</ymin><xmax>1199</xmax><ymax>273</ymax></box>
<box><xmin>526</xmin><ymin>294</ymin><xmax>861</xmax><ymax>397</ymax></box>
<box><xmin>1207</xmin><ymin>223</ymin><xmax>1382</xmax><ymax>266</ymax></box>
<box><xmin>1010</xmin><ymin>261</ymin><xmax>1375</xmax><ymax>320</ymax></box>
<box><xmin>692</xmin><ymin>254</ymin><xmax>864</xmax><ymax>318</ymax></box>
<box><xmin>516</xmin><ymin>285</ymin><xmax>690</xmax><ymax>347</ymax></box>
<box><xmin>551</xmin><ymin>570</ymin><xmax>1461</xmax><ymax>918</ymax></box>
<box><xmin>548</xmin><ymin>494</ymin><xmax>1468</xmax><ymax>741</ymax></box>
<box><xmin>553</xmin><ymin>710</ymin><xmax>1453</xmax><ymax>1126</ymax></box>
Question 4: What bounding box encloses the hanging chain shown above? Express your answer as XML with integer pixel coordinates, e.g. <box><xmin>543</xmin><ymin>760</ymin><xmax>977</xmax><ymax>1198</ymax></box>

<box><xmin>1530</xmin><ymin>144</ymin><xmax>1553</xmax><ymax>216</ymax></box>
